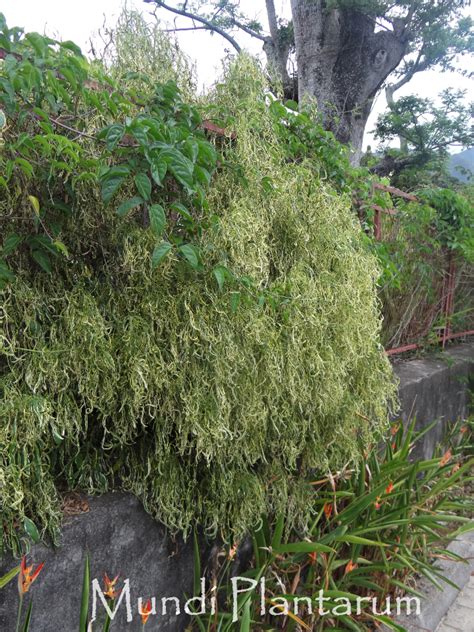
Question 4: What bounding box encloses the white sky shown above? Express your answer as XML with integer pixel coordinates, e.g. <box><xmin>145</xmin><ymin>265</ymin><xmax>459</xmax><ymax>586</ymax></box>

<box><xmin>1</xmin><ymin>0</ymin><xmax>473</xmax><ymax>148</ymax></box>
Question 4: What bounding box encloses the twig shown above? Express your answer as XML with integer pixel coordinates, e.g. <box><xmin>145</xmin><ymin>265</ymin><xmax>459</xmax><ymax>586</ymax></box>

<box><xmin>143</xmin><ymin>0</ymin><xmax>242</xmax><ymax>52</ymax></box>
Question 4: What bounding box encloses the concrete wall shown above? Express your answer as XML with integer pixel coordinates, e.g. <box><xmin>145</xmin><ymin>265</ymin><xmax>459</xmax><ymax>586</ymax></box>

<box><xmin>393</xmin><ymin>342</ymin><xmax>473</xmax><ymax>459</ymax></box>
<box><xmin>0</xmin><ymin>343</ymin><xmax>472</xmax><ymax>631</ymax></box>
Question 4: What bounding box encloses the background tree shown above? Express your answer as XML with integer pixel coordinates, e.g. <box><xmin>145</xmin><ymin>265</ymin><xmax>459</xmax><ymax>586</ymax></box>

<box><xmin>144</xmin><ymin>0</ymin><xmax>473</xmax><ymax>164</ymax></box>
<box><xmin>372</xmin><ymin>89</ymin><xmax>474</xmax><ymax>187</ymax></box>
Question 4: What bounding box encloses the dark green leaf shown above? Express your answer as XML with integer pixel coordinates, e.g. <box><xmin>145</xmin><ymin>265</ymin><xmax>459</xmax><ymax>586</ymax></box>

<box><xmin>272</xmin><ymin>541</ymin><xmax>334</xmax><ymax>554</ymax></box>
<box><xmin>15</xmin><ymin>158</ymin><xmax>34</xmax><ymax>178</ymax></box>
<box><xmin>24</xmin><ymin>517</ymin><xmax>40</xmax><ymax>543</ymax></box>
<box><xmin>171</xmin><ymin>202</ymin><xmax>193</xmax><ymax>223</ymax></box>
<box><xmin>117</xmin><ymin>196</ymin><xmax>143</xmax><ymax>217</ymax></box>
<box><xmin>134</xmin><ymin>172</ymin><xmax>152</xmax><ymax>201</ymax></box>
<box><xmin>230</xmin><ymin>291</ymin><xmax>241</xmax><ymax>313</ymax></box>
<box><xmin>151</xmin><ymin>158</ymin><xmax>167</xmax><ymax>186</ymax></box>
<box><xmin>0</xmin><ymin>565</ymin><xmax>20</xmax><ymax>589</ymax></box>
<box><xmin>32</xmin><ymin>250</ymin><xmax>52</xmax><ymax>273</ymax></box>
<box><xmin>101</xmin><ymin>176</ymin><xmax>125</xmax><ymax>204</ymax></box>
<box><xmin>152</xmin><ymin>241</ymin><xmax>172</xmax><ymax>268</ymax></box>
<box><xmin>197</xmin><ymin>140</ymin><xmax>217</xmax><ymax>167</ymax></box>
<box><xmin>2</xmin><ymin>233</ymin><xmax>22</xmax><ymax>256</ymax></box>
<box><xmin>178</xmin><ymin>244</ymin><xmax>199</xmax><ymax>269</ymax></box>
<box><xmin>22</xmin><ymin>601</ymin><xmax>33</xmax><ymax>632</ymax></box>
<box><xmin>130</xmin><ymin>124</ymin><xmax>148</xmax><ymax>145</ymax></box>
<box><xmin>149</xmin><ymin>204</ymin><xmax>166</xmax><ymax>237</ymax></box>
<box><xmin>194</xmin><ymin>165</ymin><xmax>211</xmax><ymax>186</ymax></box>
<box><xmin>162</xmin><ymin>149</ymin><xmax>194</xmax><ymax>191</ymax></box>
<box><xmin>105</xmin><ymin>124</ymin><xmax>124</xmax><ymax>150</ymax></box>
<box><xmin>213</xmin><ymin>265</ymin><xmax>227</xmax><ymax>291</ymax></box>
<box><xmin>79</xmin><ymin>555</ymin><xmax>90</xmax><ymax>632</ymax></box>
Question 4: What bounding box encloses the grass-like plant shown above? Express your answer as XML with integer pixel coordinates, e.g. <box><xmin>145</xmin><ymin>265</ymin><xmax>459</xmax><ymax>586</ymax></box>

<box><xmin>1</xmin><ymin>420</ymin><xmax>471</xmax><ymax>631</ymax></box>
<box><xmin>190</xmin><ymin>418</ymin><xmax>473</xmax><ymax>631</ymax></box>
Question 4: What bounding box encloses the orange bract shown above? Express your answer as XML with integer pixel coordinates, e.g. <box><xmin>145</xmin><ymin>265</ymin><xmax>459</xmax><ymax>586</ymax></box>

<box><xmin>103</xmin><ymin>573</ymin><xmax>120</xmax><ymax>600</ymax></box>
<box><xmin>440</xmin><ymin>449</ymin><xmax>452</xmax><ymax>467</ymax></box>
<box><xmin>227</xmin><ymin>543</ymin><xmax>238</xmax><ymax>561</ymax></box>
<box><xmin>323</xmin><ymin>502</ymin><xmax>333</xmax><ymax>520</ymax></box>
<box><xmin>344</xmin><ymin>560</ymin><xmax>358</xmax><ymax>575</ymax></box>
<box><xmin>141</xmin><ymin>599</ymin><xmax>153</xmax><ymax>625</ymax></box>
<box><xmin>18</xmin><ymin>556</ymin><xmax>44</xmax><ymax>595</ymax></box>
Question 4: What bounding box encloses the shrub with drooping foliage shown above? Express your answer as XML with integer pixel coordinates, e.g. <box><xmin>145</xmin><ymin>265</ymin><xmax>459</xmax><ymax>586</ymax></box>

<box><xmin>0</xmin><ymin>14</ymin><xmax>396</xmax><ymax>555</ymax></box>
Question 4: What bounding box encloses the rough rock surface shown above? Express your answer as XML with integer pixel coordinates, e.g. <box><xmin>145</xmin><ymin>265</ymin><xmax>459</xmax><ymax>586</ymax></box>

<box><xmin>0</xmin><ymin>494</ymin><xmax>196</xmax><ymax>631</ymax></box>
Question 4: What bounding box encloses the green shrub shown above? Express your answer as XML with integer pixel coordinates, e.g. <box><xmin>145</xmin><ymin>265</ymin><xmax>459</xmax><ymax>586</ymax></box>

<box><xmin>0</xmin><ymin>19</ymin><xmax>396</xmax><ymax>553</ymax></box>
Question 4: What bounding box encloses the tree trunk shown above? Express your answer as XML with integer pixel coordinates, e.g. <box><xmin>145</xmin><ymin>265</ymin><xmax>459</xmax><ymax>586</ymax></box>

<box><xmin>263</xmin><ymin>0</ymin><xmax>296</xmax><ymax>100</ymax></box>
<box><xmin>290</xmin><ymin>0</ymin><xmax>407</xmax><ymax>164</ymax></box>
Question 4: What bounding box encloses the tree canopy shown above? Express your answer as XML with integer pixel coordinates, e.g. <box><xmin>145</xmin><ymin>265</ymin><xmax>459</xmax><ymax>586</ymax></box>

<box><xmin>145</xmin><ymin>0</ymin><xmax>473</xmax><ymax>161</ymax></box>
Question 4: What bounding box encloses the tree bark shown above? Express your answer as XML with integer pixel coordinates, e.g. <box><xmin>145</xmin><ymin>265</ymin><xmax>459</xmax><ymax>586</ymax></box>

<box><xmin>263</xmin><ymin>0</ymin><xmax>295</xmax><ymax>99</ymax></box>
<box><xmin>290</xmin><ymin>0</ymin><xmax>408</xmax><ymax>164</ymax></box>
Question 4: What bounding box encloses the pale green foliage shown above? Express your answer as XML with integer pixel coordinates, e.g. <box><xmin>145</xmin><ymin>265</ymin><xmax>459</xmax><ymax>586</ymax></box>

<box><xmin>96</xmin><ymin>7</ymin><xmax>196</xmax><ymax>98</ymax></box>
<box><xmin>0</xmin><ymin>57</ymin><xmax>396</xmax><ymax>552</ymax></box>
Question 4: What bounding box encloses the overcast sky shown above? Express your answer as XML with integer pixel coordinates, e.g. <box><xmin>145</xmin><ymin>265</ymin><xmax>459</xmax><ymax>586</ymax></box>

<box><xmin>2</xmin><ymin>0</ymin><xmax>473</xmax><ymax>148</ymax></box>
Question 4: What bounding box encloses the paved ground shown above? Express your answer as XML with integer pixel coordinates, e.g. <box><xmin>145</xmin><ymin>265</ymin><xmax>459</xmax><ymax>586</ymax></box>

<box><xmin>436</xmin><ymin>575</ymin><xmax>474</xmax><ymax>632</ymax></box>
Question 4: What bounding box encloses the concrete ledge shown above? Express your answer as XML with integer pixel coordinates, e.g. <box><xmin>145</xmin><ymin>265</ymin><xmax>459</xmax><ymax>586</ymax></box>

<box><xmin>393</xmin><ymin>342</ymin><xmax>474</xmax><ymax>459</ymax></box>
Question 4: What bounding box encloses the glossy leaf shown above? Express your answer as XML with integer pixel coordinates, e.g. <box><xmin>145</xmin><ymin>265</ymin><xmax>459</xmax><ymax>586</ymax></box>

<box><xmin>117</xmin><ymin>196</ymin><xmax>143</xmax><ymax>217</ymax></box>
<box><xmin>134</xmin><ymin>172</ymin><xmax>152</xmax><ymax>201</ymax></box>
<box><xmin>152</xmin><ymin>241</ymin><xmax>172</xmax><ymax>269</ymax></box>
<box><xmin>149</xmin><ymin>203</ymin><xmax>166</xmax><ymax>237</ymax></box>
<box><xmin>178</xmin><ymin>244</ymin><xmax>199</xmax><ymax>269</ymax></box>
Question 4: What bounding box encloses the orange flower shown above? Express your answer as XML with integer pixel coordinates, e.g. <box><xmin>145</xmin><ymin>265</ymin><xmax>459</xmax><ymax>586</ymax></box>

<box><xmin>451</xmin><ymin>463</ymin><xmax>461</xmax><ymax>475</ymax></box>
<box><xmin>460</xmin><ymin>425</ymin><xmax>468</xmax><ymax>434</ymax></box>
<box><xmin>323</xmin><ymin>502</ymin><xmax>333</xmax><ymax>520</ymax></box>
<box><xmin>103</xmin><ymin>573</ymin><xmax>120</xmax><ymax>600</ymax></box>
<box><xmin>227</xmin><ymin>543</ymin><xmax>238</xmax><ymax>561</ymax></box>
<box><xmin>374</xmin><ymin>496</ymin><xmax>382</xmax><ymax>510</ymax></box>
<box><xmin>18</xmin><ymin>556</ymin><xmax>44</xmax><ymax>595</ymax></box>
<box><xmin>140</xmin><ymin>599</ymin><xmax>153</xmax><ymax>625</ymax></box>
<box><xmin>344</xmin><ymin>560</ymin><xmax>357</xmax><ymax>575</ymax></box>
<box><xmin>391</xmin><ymin>441</ymin><xmax>396</xmax><ymax>450</ymax></box>
<box><xmin>440</xmin><ymin>449</ymin><xmax>452</xmax><ymax>467</ymax></box>
<box><xmin>390</xmin><ymin>424</ymin><xmax>399</xmax><ymax>436</ymax></box>
<box><xmin>308</xmin><ymin>551</ymin><xmax>317</xmax><ymax>565</ymax></box>
<box><xmin>385</xmin><ymin>481</ymin><xmax>394</xmax><ymax>495</ymax></box>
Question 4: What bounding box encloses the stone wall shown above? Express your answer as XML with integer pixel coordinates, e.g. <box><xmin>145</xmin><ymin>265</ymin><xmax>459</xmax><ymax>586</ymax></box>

<box><xmin>0</xmin><ymin>342</ymin><xmax>472</xmax><ymax>631</ymax></box>
<box><xmin>393</xmin><ymin>342</ymin><xmax>473</xmax><ymax>459</ymax></box>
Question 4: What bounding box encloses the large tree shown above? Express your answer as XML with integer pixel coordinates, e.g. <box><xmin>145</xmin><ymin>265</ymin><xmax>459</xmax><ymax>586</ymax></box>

<box><xmin>144</xmin><ymin>0</ymin><xmax>473</xmax><ymax>163</ymax></box>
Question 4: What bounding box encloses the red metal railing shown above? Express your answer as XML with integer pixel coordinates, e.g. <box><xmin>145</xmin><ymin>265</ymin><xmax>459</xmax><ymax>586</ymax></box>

<box><xmin>365</xmin><ymin>184</ymin><xmax>473</xmax><ymax>356</ymax></box>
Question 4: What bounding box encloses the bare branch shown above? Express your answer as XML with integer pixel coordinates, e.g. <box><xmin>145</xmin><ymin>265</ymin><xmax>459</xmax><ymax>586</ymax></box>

<box><xmin>232</xmin><ymin>18</ymin><xmax>267</xmax><ymax>42</ymax></box>
<box><xmin>143</xmin><ymin>0</ymin><xmax>242</xmax><ymax>52</ymax></box>
<box><xmin>163</xmin><ymin>26</ymin><xmax>208</xmax><ymax>32</ymax></box>
<box><xmin>386</xmin><ymin>44</ymin><xmax>430</xmax><ymax>100</ymax></box>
